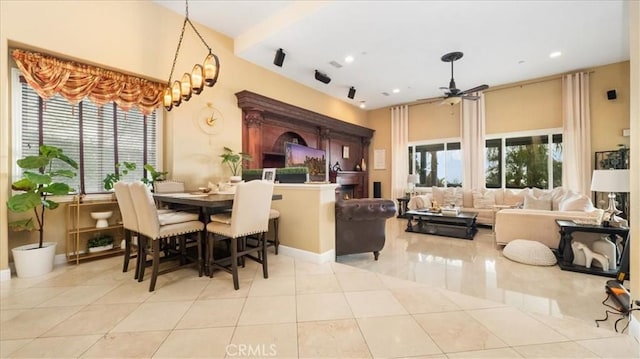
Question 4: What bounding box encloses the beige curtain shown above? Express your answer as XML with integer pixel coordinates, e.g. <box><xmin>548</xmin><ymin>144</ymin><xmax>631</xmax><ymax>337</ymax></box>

<box><xmin>391</xmin><ymin>105</ymin><xmax>409</xmax><ymax>199</ymax></box>
<box><xmin>12</xmin><ymin>49</ymin><xmax>164</xmax><ymax>115</ymax></box>
<box><xmin>562</xmin><ymin>72</ymin><xmax>591</xmax><ymax>195</ymax></box>
<box><xmin>461</xmin><ymin>93</ymin><xmax>486</xmax><ymax>190</ymax></box>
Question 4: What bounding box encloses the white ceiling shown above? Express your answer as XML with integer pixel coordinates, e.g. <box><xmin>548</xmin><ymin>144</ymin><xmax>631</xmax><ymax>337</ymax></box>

<box><xmin>154</xmin><ymin>0</ymin><xmax>630</xmax><ymax>110</ymax></box>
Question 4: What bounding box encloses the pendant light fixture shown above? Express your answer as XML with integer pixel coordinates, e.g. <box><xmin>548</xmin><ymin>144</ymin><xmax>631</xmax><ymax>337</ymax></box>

<box><xmin>163</xmin><ymin>0</ymin><xmax>220</xmax><ymax>111</ymax></box>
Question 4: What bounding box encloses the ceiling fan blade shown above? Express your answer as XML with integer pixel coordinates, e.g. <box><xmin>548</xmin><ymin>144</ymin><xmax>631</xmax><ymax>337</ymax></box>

<box><xmin>459</xmin><ymin>84</ymin><xmax>489</xmax><ymax>95</ymax></box>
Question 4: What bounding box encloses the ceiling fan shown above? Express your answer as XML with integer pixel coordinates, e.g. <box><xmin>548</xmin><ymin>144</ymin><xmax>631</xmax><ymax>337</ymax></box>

<box><xmin>438</xmin><ymin>51</ymin><xmax>488</xmax><ymax>105</ymax></box>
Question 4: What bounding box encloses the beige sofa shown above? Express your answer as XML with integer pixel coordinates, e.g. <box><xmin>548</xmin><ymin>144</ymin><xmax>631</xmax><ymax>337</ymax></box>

<box><xmin>407</xmin><ymin>187</ymin><xmax>603</xmax><ymax>249</ymax></box>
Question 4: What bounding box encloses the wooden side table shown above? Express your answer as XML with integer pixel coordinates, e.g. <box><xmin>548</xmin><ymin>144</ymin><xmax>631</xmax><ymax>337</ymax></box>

<box><xmin>555</xmin><ymin>219</ymin><xmax>629</xmax><ymax>278</ymax></box>
<box><xmin>397</xmin><ymin>197</ymin><xmax>410</xmax><ymax>218</ymax></box>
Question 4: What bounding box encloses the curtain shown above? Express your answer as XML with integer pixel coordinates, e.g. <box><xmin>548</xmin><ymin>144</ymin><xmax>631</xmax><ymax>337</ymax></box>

<box><xmin>391</xmin><ymin>105</ymin><xmax>409</xmax><ymax>199</ymax></box>
<box><xmin>461</xmin><ymin>93</ymin><xmax>486</xmax><ymax>190</ymax></box>
<box><xmin>562</xmin><ymin>72</ymin><xmax>591</xmax><ymax>195</ymax></box>
<box><xmin>12</xmin><ymin>49</ymin><xmax>164</xmax><ymax>115</ymax></box>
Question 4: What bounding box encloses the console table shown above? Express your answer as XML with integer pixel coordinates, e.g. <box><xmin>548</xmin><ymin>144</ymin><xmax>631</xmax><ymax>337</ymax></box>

<box><xmin>555</xmin><ymin>219</ymin><xmax>630</xmax><ymax>278</ymax></box>
<box><xmin>405</xmin><ymin>210</ymin><xmax>477</xmax><ymax>239</ymax></box>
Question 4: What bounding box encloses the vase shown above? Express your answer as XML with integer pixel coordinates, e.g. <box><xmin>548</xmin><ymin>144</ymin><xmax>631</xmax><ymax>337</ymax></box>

<box><xmin>361</xmin><ymin>158</ymin><xmax>366</xmax><ymax>171</ymax></box>
<box><xmin>11</xmin><ymin>242</ymin><xmax>57</xmax><ymax>278</ymax></box>
<box><xmin>230</xmin><ymin>175</ymin><xmax>242</xmax><ymax>183</ymax></box>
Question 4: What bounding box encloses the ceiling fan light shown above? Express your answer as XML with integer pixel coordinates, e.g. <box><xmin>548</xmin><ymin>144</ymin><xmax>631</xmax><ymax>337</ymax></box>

<box><xmin>442</xmin><ymin>97</ymin><xmax>462</xmax><ymax>106</ymax></box>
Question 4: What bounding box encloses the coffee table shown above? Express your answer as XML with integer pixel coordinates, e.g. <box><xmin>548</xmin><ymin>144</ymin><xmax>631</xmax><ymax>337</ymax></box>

<box><xmin>405</xmin><ymin>210</ymin><xmax>477</xmax><ymax>239</ymax></box>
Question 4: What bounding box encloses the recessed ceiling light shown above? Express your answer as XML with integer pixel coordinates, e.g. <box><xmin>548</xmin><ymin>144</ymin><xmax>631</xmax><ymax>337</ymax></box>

<box><xmin>359</xmin><ymin>101</ymin><xmax>366</xmax><ymax>109</ymax></box>
<box><xmin>518</xmin><ymin>60</ymin><xmax>525</xmax><ymax>64</ymax></box>
<box><xmin>345</xmin><ymin>55</ymin><xmax>354</xmax><ymax>63</ymax></box>
<box><xmin>392</xmin><ymin>88</ymin><xmax>400</xmax><ymax>93</ymax></box>
<box><xmin>549</xmin><ymin>51</ymin><xmax>562</xmax><ymax>58</ymax></box>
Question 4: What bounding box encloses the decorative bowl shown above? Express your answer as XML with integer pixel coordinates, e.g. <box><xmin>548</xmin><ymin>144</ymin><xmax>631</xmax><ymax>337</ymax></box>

<box><xmin>90</xmin><ymin>211</ymin><xmax>113</xmax><ymax>228</ymax></box>
<box><xmin>198</xmin><ymin>187</ymin><xmax>212</xmax><ymax>193</ymax></box>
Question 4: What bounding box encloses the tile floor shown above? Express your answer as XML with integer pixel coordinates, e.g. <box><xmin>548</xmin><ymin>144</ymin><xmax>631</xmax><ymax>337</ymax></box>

<box><xmin>1</xmin><ymin>220</ymin><xmax>638</xmax><ymax>358</ymax></box>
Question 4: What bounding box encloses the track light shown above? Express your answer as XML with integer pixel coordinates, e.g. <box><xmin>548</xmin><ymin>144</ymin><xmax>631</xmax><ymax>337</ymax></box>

<box><xmin>347</xmin><ymin>87</ymin><xmax>356</xmax><ymax>99</ymax></box>
<box><xmin>314</xmin><ymin>70</ymin><xmax>331</xmax><ymax>84</ymax></box>
<box><xmin>273</xmin><ymin>48</ymin><xmax>285</xmax><ymax>67</ymax></box>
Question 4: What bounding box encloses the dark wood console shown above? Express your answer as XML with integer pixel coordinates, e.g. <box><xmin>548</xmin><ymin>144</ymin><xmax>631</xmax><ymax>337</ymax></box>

<box><xmin>236</xmin><ymin>91</ymin><xmax>374</xmax><ymax>198</ymax></box>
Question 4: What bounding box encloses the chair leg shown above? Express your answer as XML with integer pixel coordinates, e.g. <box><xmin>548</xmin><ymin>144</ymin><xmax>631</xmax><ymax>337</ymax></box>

<box><xmin>197</xmin><ymin>231</ymin><xmax>203</xmax><ymax>277</ymax></box>
<box><xmin>261</xmin><ymin>232</ymin><xmax>269</xmax><ymax>279</ymax></box>
<box><xmin>208</xmin><ymin>233</ymin><xmax>215</xmax><ymax>278</ymax></box>
<box><xmin>149</xmin><ymin>239</ymin><xmax>160</xmax><ymax>292</ymax></box>
<box><xmin>137</xmin><ymin>236</ymin><xmax>147</xmax><ymax>282</ymax></box>
<box><xmin>123</xmin><ymin>229</ymin><xmax>131</xmax><ymax>273</ymax></box>
<box><xmin>231</xmin><ymin>236</ymin><xmax>239</xmax><ymax>290</ymax></box>
<box><xmin>374</xmin><ymin>251</ymin><xmax>380</xmax><ymax>260</ymax></box>
<box><xmin>273</xmin><ymin>218</ymin><xmax>279</xmax><ymax>255</ymax></box>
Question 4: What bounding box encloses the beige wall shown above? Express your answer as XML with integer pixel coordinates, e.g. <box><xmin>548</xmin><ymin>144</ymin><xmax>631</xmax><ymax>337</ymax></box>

<box><xmin>628</xmin><ymin>0</ymin><xmax>638</xmax><ymax>333</ymax></box>
<box><xmin>366</xmin><ymin>61</ymin><xmax>631</xmax><ymax>201</ymax></box>
<box><xmin>0</xmin><ymin>0</ymin><xmax>365</xmax><ymax>270</ymax></box>
<box><xmin>367</xmin><ymin>108</ymin><xmax>392</xmax><ymax>199</ymax></box>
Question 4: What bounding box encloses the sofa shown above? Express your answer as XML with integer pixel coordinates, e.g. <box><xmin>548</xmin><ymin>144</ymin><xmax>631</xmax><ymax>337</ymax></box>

<box><xmin>335</xmin><ymin>198</ymin><xmax>397</xmax><ymax>260</ymax></box>
<box><xmin>407</xmin><ymin>187</ymin><xmax>603</xmax><ymax>249</ymax></box>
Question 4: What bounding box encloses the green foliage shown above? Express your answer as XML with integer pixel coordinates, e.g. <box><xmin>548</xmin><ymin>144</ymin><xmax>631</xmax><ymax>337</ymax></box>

<box><xmin>276</xmin><ymin>167</ymin><xmax>308</xmax><ymax>174</ymax></box>
<box><xmin>87</xmin><ymin>235</ymin><xmax>113</xmax><ymax>249</ymax></box>
<box><xmin>143</xmin><ymin>164</ymin><xmax>168</xmax><ymax>184</ymax></box>
<box><xmin>7</xmin><ymin>145</ymin><xmax>78</xmax><ymax>248</ymax></box>
<box><xmin>220</xmin><ymin>147</ymin><xmax>252</xmax><ymax>176</ymax></box>
<box><xmin>103</xmin><ymin>162</ymin><xmax>137</xmax><ymax>190</ymax></box>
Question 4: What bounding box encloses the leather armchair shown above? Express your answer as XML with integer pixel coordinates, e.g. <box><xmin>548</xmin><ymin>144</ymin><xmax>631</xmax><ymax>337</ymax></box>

<box><xmin>335</xmin><ymin>199</ymin><xmax>397</xmax><ymax>260</ymax></box>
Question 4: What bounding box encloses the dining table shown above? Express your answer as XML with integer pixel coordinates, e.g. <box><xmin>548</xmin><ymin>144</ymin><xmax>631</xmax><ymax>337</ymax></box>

<box><xmin>153</xmin><ymin>190</ymin><xmax>283</xmax><ymax>276</ymax></box>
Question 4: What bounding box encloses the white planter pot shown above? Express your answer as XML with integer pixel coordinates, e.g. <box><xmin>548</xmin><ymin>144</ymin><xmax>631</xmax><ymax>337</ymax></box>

<box><xmin>230</xmin><ymin>175</ymin><xmax>242</xmax><ymax>183</ymax></box>
<box><xmin>88</xmin><ymin>244</ymin><xmax>114</xmax><ymax>253</ymax></box>
<box><xmin>11</xmin><ymin>242</ymin><xmax>57</xmax><ymax>278</ymax></box>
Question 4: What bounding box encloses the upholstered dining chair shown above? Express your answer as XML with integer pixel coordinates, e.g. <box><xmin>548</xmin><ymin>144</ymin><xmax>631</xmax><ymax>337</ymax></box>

<box><xmin>113</xmin><ymin>182</ymin><xmax>140</xmax><ymax>277</ymax></box>
<box><xmin>268</xmin><ymin>209</ymin><xmax>280</xmax><ymax>254</ymax></box>
<box><xmin>206</xmin><ymin>180</ymin><xmax>274</xmax><ymax>290</ymax></box>
<box><xmin>128</xmin><ymin>181</ymin><xmax>205</xmax><ymax>292</ymax></box>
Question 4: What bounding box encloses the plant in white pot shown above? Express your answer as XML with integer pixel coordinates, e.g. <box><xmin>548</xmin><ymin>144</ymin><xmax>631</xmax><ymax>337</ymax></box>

<box><xmin>220</xmin><ymin>146</ymin><xmax>252</xmax><ymax>183</ymax></box>
<box><xmin>7</xmin><ymin>145</ymin><xmax>78</xmax><ymax>278</ymax></box>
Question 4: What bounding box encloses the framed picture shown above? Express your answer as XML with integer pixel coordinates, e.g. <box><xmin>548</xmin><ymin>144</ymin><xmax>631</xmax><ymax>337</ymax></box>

<box><xmin>342</xmin><ymin>145</ymin><xmax>350</xmax><ymax>159</ymax></box>
<box><xmin>262</xmin><ymin>168</ymin><xmax>276</xmax><ymax>182</ymax></box>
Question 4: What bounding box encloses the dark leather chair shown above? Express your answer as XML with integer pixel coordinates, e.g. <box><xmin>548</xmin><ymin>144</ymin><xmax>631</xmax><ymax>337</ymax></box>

<box><xmin>335</xmin><ymin>199</ymin><xmax>397</xmax><ymax>260</ymax></box>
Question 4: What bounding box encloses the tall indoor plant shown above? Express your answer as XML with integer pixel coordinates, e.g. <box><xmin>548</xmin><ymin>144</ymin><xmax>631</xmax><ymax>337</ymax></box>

<box><xmin>220</xmin><ymin>146</ymin><xmax>252</xmax><ymax>182</ymax></box>
<box><xmin>7</xmin><ymin>145</ymin><xmax>78</xmax><ymax>277</ymax></box>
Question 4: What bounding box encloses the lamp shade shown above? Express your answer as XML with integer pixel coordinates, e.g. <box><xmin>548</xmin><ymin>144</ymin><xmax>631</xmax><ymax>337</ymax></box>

<box><xmin>407</xmin><ymin>174</ymin><xmax>420</xmax><ymax>184</ymax></box>
<box><xmin>590</xmin><ymin>169</ymin><xmax>629</xmax><ymax>193</ymax></box>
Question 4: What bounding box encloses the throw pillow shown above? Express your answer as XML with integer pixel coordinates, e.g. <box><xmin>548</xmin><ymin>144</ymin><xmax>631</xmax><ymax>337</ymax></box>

<box><xmin>504</xmin><ymin>188</ymin><xmax>526</xmax><ymax>206</ymax></box>
<box><xmin>472</xmin><ymin>189</ymin><xmax>496</xmax><ymax>209</ymax></box>
<box><xmin>523</xmin><ymin>192</ymin><xmax>552</xmax><ymax>210</ymax></box>
<box><xmin>559</xmin><ymin>194</ymin><xmax>595</xmax><ymax>212</ymax></box>
<box><xmin>407</xmin><ymin>194</ymin><xmax>432</xmax><ymax>210</ymax></box>
<box><xmin>550</xmin><ymin>187</ymin><xmax>566</xmax><ymax>211</ymax></box>
<box><xmin>443</xmin><ymin>187</ymin><xmax>463</xmax><ymax>207</ymax></box>
<box><xmin>431</xmin><ymin>187</ymin><xmax>445</xmax><ymax>206</ymax></box>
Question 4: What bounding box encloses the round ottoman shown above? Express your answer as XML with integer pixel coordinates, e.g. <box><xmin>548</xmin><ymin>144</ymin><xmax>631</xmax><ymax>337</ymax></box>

<box><xmin>503</xmin><ymin>239</ymin><xmax>557</xmax><ymax>266</ymax></box>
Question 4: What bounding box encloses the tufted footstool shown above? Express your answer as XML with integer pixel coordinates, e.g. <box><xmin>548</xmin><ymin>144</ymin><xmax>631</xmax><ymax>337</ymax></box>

<box><xmin>502</xmin><ymin>239</ymin><xmax>557</xmax><ymax>266</ymax></box>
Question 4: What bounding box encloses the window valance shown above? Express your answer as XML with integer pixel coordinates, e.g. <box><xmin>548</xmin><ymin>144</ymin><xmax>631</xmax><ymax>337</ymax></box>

<box><xmin>12</xmin><ymin>49</ymin><xmax>164</xmax><ymax>115</ymax></box>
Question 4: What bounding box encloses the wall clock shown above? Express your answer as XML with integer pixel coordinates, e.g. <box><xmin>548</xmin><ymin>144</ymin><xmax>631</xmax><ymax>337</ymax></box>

<box><xmin>195</xmin><ymin>102</ymin><xmax>224</xmax><ymax>135</ymax></box>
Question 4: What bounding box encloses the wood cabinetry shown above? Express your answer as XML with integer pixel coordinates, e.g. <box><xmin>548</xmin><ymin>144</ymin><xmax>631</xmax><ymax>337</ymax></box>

<box><xmin>66</xmin><ymin>198</ymin><xmax>125</xmax><ymax>264</ymax></box>
<box><xmin>236</xmin><ymin>90</ymin><xmax>374</xmax><ymax>198</ymax></box>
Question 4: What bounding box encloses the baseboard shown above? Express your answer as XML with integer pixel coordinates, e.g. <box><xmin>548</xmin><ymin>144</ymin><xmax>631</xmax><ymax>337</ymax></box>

<box><xmin>54</xmin><ymin>254</ymin><xmax>67</xmax><ymax>265</ymax></box>
<box><xmin>630</xmin><ymin>314</ymin><xmax>640</xmax><ymax>343</ymax></box>
<box><xmin>277</xmin><ymin>245</ymin><xmax>335</xmax><ymax>264</ymax></box>
<box><xmin>0</xmin><ymin>268</ymin><xmax>11</xmax><ymax>282</ymax></box>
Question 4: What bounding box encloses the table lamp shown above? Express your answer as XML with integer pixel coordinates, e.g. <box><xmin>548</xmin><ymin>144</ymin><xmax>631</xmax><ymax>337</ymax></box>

<box><xmin>407</xmin><ymin>174</ymin><xmax>420</xmax><ymax>197</ymax></box>
<box><xmin>590</xmin><ymin>169</ymin><xmax>629</xmax><ymax>227</ymax></box>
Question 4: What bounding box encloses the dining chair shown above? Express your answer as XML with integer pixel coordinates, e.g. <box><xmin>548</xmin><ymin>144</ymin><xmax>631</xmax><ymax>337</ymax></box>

<box><xmin>113</xmin><ymin>182</ymin><xmax>139</xmax><ymax>277</ymax></box>
<box><xmin>206</xmin><ymin>180</ymin><xmax>274</xmax><ymax>290</ymax></box>
<box><xmin>268</xmin><ymin>209</ymin><xmax>280</xmax><ymax>254</ymax></box>
<box><xmin>128</xmin><ymin>181</ymin><xmax>205</xmax><ymax>292</ymax></box>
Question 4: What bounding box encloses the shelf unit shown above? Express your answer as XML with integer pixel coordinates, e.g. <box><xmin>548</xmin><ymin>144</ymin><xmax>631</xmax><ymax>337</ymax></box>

<box><xmin>66</xmin><ymin>197</ymin><xmax>125</xmax><ymax>264</ymax></box>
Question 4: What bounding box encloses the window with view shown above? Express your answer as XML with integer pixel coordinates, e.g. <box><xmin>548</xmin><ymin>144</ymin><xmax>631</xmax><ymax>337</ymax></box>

<box><xmin>408</xmin><ymin>141</ymin><xmax>462</xmax><ymax>187</ymax></box>
<box><xmin>485</xmin><ymin>132</ymin><xmax>562</xmax><ymax>189</ymax></box>
<box><xmin>12</xmin><ymin>69</ymin><xmax>160</xmax><ymax>194</ymax></box>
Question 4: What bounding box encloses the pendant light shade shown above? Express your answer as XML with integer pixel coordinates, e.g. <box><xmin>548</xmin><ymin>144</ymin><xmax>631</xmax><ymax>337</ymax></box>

<box><xmin>180</xmin><ymin>73</ymin><xmax>192</xmax><ymax>101</ymax></box>
<box><xmin>171</xmin><ymin>80</ymin><xmax>182</xmax><ymax>107</ymax></box>
<box><xmin>163</xmin><ymin>87</ymin><xmax>173</xmax><ymax>111</ymax></box>
<box><xmin>203</xmin><ymin>53</ymin><xmax>220</xmax><ymax>87</ymax></box>
<box><xmin>191</xmin><ymin>64</ymin><xmax>204</xmax><ymax>94</ymax></box>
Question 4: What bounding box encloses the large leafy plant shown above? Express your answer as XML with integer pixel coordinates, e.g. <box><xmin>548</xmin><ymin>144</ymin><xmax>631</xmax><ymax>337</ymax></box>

<box><xmin>220</xmin><ymin>147</ymin><xmax>252</xmax><ymax>176</ymax></box>
<box><xmin>103</xmin><ymin>162</ymin><xmax>136</xmax><ymax>191</ymax></box>
<box><xmin>7</xmin><ymin>145</ymin><xmax>78</xmax><ymax>248</ymax></box>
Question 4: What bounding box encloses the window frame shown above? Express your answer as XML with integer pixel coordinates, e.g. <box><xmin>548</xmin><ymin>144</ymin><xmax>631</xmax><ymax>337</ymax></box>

<box><xmin>408</xmin><ymin>136</ymin><xmax>462</xmax><ymax>188</ymax></box>
<box><xmin>11</xmin><ymin>68</ymin><xmax>165</xmax><ymax>201</ymax></box>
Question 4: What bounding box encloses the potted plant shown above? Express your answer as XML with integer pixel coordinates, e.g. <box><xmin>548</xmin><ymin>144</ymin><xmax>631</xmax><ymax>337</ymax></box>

<box><xmin>220</xmin><ymin>146</ymin><xmax>252</xmax><ymax>182</ymax></box>
<box><xmin>87</xmin><ymin>234</ymin><xmax>114</xmax><ymax>253</ymax></box>
<box><xmin>276</xmin><ymin>166</ymin><xmax>309</xmax><ymax>183</ymax></box>
<box><xmin>7</xmin><ymin>144</ymin><xmax>78</xmax><ymax>277</ymax></box>
<box><xmin>103</xmin><ymin>161</ymin><xmax>136</xmax><ymax>191</ymax></box>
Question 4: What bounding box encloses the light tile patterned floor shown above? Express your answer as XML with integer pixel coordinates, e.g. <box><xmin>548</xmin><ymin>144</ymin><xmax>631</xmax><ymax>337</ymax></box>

<box><xmin>1</xmin><ymin>224</ymin><xmax>638</xmax><ymax>358</ymax></box>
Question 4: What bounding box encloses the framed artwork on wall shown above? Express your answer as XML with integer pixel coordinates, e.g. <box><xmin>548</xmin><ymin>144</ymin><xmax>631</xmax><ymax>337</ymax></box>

<box><xmin>342</xmin><ymin>146</ymin><xmax>350</xmax><ymax>159</ymax></box>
